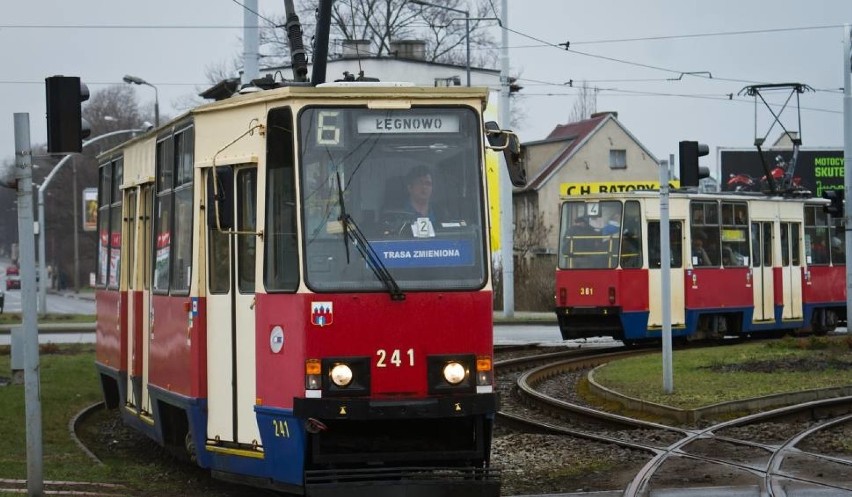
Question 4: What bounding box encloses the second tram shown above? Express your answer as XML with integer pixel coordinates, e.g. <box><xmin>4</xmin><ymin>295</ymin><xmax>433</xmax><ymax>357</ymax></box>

<box><xmin>554</xmin><ymin>190</ymin><xmax>846</xmax><ymax>344</ymax></box>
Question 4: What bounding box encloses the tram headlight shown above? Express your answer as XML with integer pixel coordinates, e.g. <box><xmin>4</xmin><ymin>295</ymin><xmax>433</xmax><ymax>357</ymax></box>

<box><xmin>329</xmin><ymin>363</ymin><xmax>353</xmax><ymax>387</ymax></box>
<box><xmin>442</xmin><ymin>361</ymin><xmax>467</xmax><ymax>385</ymax></box>
<box><xmin>428</xmin><ymin>355</ymin><xmax>475</xmax><ymax>394</ymax></box>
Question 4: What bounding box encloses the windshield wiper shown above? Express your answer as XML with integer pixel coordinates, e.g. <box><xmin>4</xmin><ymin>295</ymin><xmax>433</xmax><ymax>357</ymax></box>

<box><xmin>336</xmin><ymin>173</ymin><xmax>405</xmax><ymax>301</ymax></box>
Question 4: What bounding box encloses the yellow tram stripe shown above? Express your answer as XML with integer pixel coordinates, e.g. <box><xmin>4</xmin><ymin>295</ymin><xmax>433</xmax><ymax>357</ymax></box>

<box><xmin>205</xmin><ymin>444</ymin><xmax>265</xmax><ymax>459</ymax></box>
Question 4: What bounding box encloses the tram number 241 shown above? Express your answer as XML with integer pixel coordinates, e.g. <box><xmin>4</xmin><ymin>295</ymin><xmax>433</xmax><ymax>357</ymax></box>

<box><xmin>376</xmin><ymin>348</ymin><xmax>415</xmax><ymax>368</ymax></box>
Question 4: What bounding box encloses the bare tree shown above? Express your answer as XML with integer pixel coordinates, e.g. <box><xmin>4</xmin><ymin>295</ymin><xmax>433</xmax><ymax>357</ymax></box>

<box><xmin>512</xmin><ymin>208</ymin><xmax>555</xmax><ymax>311</ymax></box>
<box><xmin>83</xmin><ymin>85</ymin><xmax>144</xmax><ymax>137</ymax></box>
<box><xmin>514</xmin><ymin>209</ymin><xmax>552</xmax><ymax>260</ymax></box>
<box><xmin>257</xmin><ymin>0</ymin><xmax>499</xmax><ymax>70</ymax></box>
<box><xmin>568</xmin><ymin>81</ymin><xmax>597</xmax><ymax>123</ymax></box>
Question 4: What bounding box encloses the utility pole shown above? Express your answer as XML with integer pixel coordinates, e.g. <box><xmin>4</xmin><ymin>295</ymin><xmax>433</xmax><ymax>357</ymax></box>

<box><xmin>844</xmin><ymin>24</ymin><xmax>851</xmax><ymax>329</ymax></box>
<box><xmin>499</xmin><ymin>0</ymin><xmax>514</xmax><ymax>317</ymax></box>
<box><xmin>659</xmin><ymin>160</ymin><xmax>673</xmax><ymax>394</ymax></box>
<box><xmin>15</xmin><ymin>112</ymin><xmax>43</xmax><ymax>496</ymax></box>
<box><xmin>72</xmin><ymin>162</ymin><xmax>79</xmax><ymax>291</ymax></box>
<box><xmin>242</xmin><ymin>0</ymin><xmax>259</xmax><ymax>86</ymax></box>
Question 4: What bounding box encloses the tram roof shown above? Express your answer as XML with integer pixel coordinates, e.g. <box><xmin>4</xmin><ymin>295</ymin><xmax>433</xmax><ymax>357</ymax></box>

<box><xmin>97</xmin><ymin>84</ymin><xmax>491</xmax><ymax>160</ymax></box>
<box><xmin>192</xmin><ymin>84</ymin><xmax>491</xmax><ymax>114</ymax></box>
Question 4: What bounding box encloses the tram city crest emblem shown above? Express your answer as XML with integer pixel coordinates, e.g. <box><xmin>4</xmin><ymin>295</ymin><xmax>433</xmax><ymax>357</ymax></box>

<box><xmin>311</xmin><ymin>302</ymin><xmax>334</xmax><ymax>327</ymax></box>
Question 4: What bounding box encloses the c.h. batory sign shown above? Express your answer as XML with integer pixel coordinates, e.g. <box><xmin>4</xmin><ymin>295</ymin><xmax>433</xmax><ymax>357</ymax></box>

<box><xmin>560</xmin><ymin>180</ymin><xmax>680</xmax><ymax>196</ymax></box>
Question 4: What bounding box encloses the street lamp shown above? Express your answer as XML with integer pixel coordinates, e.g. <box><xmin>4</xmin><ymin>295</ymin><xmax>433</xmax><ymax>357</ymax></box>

<box><xmin>123</xmin><ymin>74</ymin><xmax>159</xmax><ymax>127</ymax></box>
<box><xmin>37</xmin><ymin>128</ymin><xmax>148</xmax><ymax>314</ymax></box>
<box><xmin>410</xmin><ymin>0</ymin><xmax>471</xmax><ymax>87</ymax></box>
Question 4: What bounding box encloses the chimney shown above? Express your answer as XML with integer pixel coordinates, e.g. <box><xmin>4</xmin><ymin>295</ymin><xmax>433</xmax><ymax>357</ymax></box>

<box><xmin>389</xmin><ymin>40</ymin><xmax>426</xmax><ymax>60</ymax></box>
<box><xmin>341</xmin><ymin>39</ymin><xmax>372</xmax><ymax>58</ymax></box>
<box><xmin>591</xmin><ymin>111</ymin><xmax>618</xmax><ymax>120</ymax></box>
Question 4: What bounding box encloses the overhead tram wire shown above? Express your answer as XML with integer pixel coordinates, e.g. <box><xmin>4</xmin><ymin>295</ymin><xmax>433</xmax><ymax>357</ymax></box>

<box><xmin>567</xmin><ymin>23</ymin><xmax>845</xmax><ymax>46</ymax></box>
<box><xmin>478</xmin><ymin>23</ymin><xmax>846</xmax><ymax>50</ymax></box>
<box><xmin>514</xmin><ymin>77</ymin><xmax>842</xmax><ymax>115</ymax></box>
<box><xmin>498</xmin><ymin>23</ymin><xmax>848</xmax><ymax>89</ymax></box>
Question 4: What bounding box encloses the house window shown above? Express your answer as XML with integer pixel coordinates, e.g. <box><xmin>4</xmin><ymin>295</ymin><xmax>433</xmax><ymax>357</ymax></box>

<box><xmin>609</xmin><ymin>149</ymin><xmax>627</xmax><ymax>169</ymax></box>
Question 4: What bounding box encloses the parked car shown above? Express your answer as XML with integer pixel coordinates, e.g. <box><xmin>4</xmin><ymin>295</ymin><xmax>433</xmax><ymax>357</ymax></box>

<box><xmin>6</xmin><ymin>265</ymin><xmax>20</xmax><ymax>290</ymax></box>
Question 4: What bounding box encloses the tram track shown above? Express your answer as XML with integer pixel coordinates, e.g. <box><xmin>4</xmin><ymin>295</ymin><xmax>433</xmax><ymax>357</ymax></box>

<box><xmin>625</xmin><ymin>397</ymin><xmax>852</xmax><ymax>496</ymax></box>
<box><xmin>0</xmin><ymin>478</ymin><xmax>126</xmax><ymax>496</ymax></box>
<box><xmin>495</xmin><ymin>346</ymin><xmax>852</xmax><ymax>496</ymax></box>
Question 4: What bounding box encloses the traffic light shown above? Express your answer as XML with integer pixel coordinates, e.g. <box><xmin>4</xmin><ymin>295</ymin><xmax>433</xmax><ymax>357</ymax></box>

<box><xmin>679</xmin><ymin>140</ymin><xmax>710</xmax><ymax>187</ymax></box>
<box><xmin>823</xmin><ymin>189</ymin><xmax>844</xmax><ymax>217</ymax></box>
<box><xmin>45</xmin><ymin>75</ymin><xmax>90</xmax><ymax>153</ymax></box>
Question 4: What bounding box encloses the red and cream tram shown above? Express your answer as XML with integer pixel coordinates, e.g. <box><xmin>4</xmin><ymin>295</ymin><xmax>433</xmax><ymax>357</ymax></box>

<box><xmin>94</xmin><ymin>83</ymin><xmax>523</xmax><ymax>496</ymax></box>
<box><xmin>554</xmin><ymin>190</ymin><xmax>845</xmax><ymax>344</ymax></box>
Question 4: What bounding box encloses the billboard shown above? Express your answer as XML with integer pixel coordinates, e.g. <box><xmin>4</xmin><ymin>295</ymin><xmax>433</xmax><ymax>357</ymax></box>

<box><xmin>719</xmin><ymin>148</ymin><xmax>844</xmax><ymax>197</ymax></box>
<box><xmin>83</xmin><ymin>187</ymin><xmax>98</xmax><ymax>232</ymax></box>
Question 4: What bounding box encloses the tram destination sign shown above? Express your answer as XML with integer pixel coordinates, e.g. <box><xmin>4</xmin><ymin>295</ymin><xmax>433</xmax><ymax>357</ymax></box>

<box><xmin>357</xmin><ymin>114</ymin><xmax>460</xmax><ymax>134</ymax></box>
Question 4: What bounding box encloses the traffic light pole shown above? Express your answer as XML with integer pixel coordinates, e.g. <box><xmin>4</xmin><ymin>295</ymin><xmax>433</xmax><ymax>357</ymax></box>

<box><xmin>37</xmin><ymin>128</ymin><xmax>146</xmax><ymax>314</ymax></box>
<box><xmin>14</xmin><ymin>113</ymin><xmax>44</xmax><ymax>497</ymax></box>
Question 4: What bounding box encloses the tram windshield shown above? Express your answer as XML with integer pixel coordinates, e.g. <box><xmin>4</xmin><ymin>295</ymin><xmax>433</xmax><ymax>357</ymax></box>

<box><xmin>298</xmin><ymin>106</ymin><xmax>487</xmax><ymax>292</ymax></box>
<box><xmin>557</xmin><ymin>200</ymin><xmax>642</xmax><ymax>269</ymax></box>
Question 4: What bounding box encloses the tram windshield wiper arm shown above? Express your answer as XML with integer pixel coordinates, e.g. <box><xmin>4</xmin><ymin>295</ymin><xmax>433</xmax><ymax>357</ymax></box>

<box><xmin>336</xmin><ymin>173</ymin><xmax>405</xmax><ymax>301</ymax></box>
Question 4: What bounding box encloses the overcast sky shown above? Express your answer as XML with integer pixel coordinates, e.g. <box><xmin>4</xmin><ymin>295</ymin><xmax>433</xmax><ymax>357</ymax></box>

<box><xmin>1</xmin><ymin>0</ymin><xmax>850</xmax><ymax>175</ymax></box>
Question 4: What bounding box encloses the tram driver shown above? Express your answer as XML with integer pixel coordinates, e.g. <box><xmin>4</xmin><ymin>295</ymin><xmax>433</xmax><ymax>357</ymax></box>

<box><xmin>691</xmin><ymin>230</ymin><xmax>713</xmax><ymax>266</ymax></box>
<box><xmin>381</xmin><ymin>165</ymin><xmax>448</xmax><ymax>238</ymax></box>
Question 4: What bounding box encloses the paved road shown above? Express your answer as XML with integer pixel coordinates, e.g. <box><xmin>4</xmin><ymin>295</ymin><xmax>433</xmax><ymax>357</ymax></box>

<box><xmin>494</xmin><ymin>322</ymin><xmax>621</xmax><ymax>347</ymax></box>
<box><xmin>1</xmin><ymin>288</ymin><xmax>95</xmax><ymax>315</ymax></box>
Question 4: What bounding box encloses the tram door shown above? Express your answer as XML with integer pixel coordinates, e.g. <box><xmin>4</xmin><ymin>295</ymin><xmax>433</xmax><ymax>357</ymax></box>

<box><xmin>647</xmin><ymin>220</ymin><xmax>686</xmax><ymax>329</ymax></box>
<box><xmin>206</xmin><ymin>166</ymin><xmax>260</xmax><ymax>447</ymax></box>
<box><xmin>126</xmin><ymin>185</ymin><xmax>154</xmax><ymax>414</ymax></box>
<box><xmin>750</xmin><ymin>221</ymin><xmax>774</xmax><ymax>323</ymax></box>
<box><xmin>779</xmin><ymin>222</ymin><xmax>803</xmax><ymax>320</ymax></box>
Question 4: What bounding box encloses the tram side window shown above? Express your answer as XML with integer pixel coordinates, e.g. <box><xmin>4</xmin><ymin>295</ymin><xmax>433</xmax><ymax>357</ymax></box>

<box><xmin>153</xmin><ymin>125</ymin><xmax>195</xmax><ymax>295</ymax></box>
<box><xmin>208</xmin><ymin>168</ymin><xmax>231</xmax><ymax>294</ymax></box>
<box><xmin>690</xmin><ymin>201</ymin><xmax>720</xmax><ymax>266</ymax></box>
<box><xmin>791</xmin><ymin>223</ymin><xmax>801</xmax><ymax>266</ymax></box>
<box><xmin>831</xmin><ymin>217</ymin><xmax>845</xmax><ymax>264</ymax></box>
<box><xmin>804</xmin><ymin>205</ymin><xmax>830</xmax><ymax>265</ymax></box>
<box><xmin>620</xmin><ymin>201</ymin><xmax>642</xmax><ymax>268</ymax></box>
<box><xmin>237</xmin><ymin>169</ymin><xmax>257</xmax><ymax>294</ymax></box>
<box><xmin>780</xmin><ymin>222</ymin><xmax>801</xmax><ymax>267</ymax></box>
<box><xmin>264</xmin><ymin>107</ymin><xmax>299</xmax><ymax>292</ymax></box>
<box><xmin>762</xmin><ymin>222</ymin><xmax>772</xmax><ymax>266</ymax></box>
<box><xmin>172</xmin><ymin>128</ymin><xmax>194</xmax><ymax>293</ymax></box>
<box><xmin>97</xmin><ymin>158</ymin><xmax>123</xmax><ymax>289</ymax></box>
<box><xmin>720</xmin><ymin>202</ymin><xmax>748</xmax><ymax>267</ymax></box>
<box><xmin>648</xmin><ymin>221</ymin><xmax>683</xmax><ymax>268</ymax></box>
<box><xmin>751</xmin><ymin>222</ymin><xmax>772</xmax><ymax>267</ymax></box>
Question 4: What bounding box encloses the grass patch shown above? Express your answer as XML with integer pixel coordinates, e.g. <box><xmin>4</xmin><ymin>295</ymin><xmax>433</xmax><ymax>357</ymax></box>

<box><xmin>0</xmin><ymin>345</ymin><xmax>106</xmax><ymax>481</ymax></box>
<box><xmin>0</xmin><ymin>345</ymin><xmax>271</xmax><ymax>496</ymax></box>
<box><xmin>592</xmin><ymin>337</ymin><xmax>852</xmax><ymax>409</ymax></box>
